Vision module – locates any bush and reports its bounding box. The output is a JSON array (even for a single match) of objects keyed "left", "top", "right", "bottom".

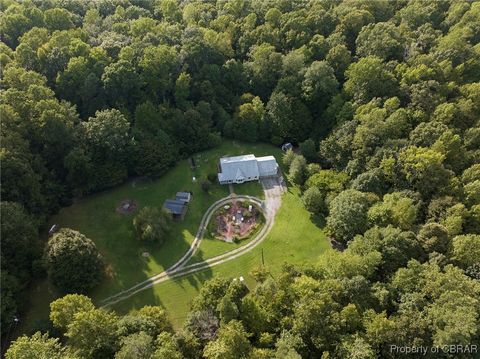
[
  {"left": 306, "top": 163, "right": 321, "bottom": 177},
  {"left": 207, "top": 173, "right": 217, "bottom": 182},
  {"left": 282, "top": 149, "right": 296, "bottom": 168},
  {"left": 133, "top": 207, "right": 172, "bottom": 244},
  {"left": 44, "top": 228, "right": 104, "bottom": 293},
  {"left": 288, "top": 155, "right": 307, "bottom": 186},
  {"left": 270, "top": 135, "right": 283, "bottom": 146},
  {"left": 299, "top": 139, "right": 317, "bottom": 162},
  {"left": 302, "top": 187, "right": 325, "bottom": 214},
  {"left": 202, "top": 180, "right": 211, "bottom": 192}
]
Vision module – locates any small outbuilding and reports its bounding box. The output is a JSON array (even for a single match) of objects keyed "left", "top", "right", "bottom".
[
  {"left": 281, "top": 143, "right": 293, "bottom": 152},
  {"left": 176, "top": 191, "right": 192, "bottom": 203},
  {"left": 163, "top": 199, "right": 188, "bottom": 220}
]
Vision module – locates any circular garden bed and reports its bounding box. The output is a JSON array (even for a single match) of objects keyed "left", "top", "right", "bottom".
[{"left": 207, "top": 200, "right": 265, "bottom": 243}]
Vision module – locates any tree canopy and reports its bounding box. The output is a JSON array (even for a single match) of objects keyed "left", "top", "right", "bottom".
[
  {"left": 2, "top": 0, "right": 480, "bottom": 356},
  {"left": 133, "top": 206, "right": 173, "bottom": 244},
  {"left": 44, "top": 228, "right": 104, "bottom": 293}
]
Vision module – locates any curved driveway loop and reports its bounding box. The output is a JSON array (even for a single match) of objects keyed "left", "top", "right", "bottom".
[{"left": 101, "top": 177, "right": 286, "bottom": 307}]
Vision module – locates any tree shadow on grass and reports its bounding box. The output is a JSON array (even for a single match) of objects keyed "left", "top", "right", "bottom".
[
  {"left": 310, "top": 213, "right": 326, "bottom": 229},
  {"left": 278, "top": 171, "right": 294, "bottom": 194},
  {"left": 175, "top": 249, "right": 213, "bottom": 292},
  {"left": 111, "top": 285, "right": 165, "bottom": 316}
]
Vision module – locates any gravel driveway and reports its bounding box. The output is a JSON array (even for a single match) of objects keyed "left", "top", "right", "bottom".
[{"left": 261, "top": 176, "right": 287, "bottom": 219}]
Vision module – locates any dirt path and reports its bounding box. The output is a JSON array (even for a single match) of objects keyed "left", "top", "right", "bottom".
[{"left": 100, "top": 177, "right": 285, "bottom": 307}]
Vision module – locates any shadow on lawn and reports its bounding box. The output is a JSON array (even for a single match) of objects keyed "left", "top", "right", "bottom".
[
  {"left": 121, "top": 286, "right": 166, "bottom": 314},
  {"left": 177, "top": 249, "right": 213, "bottom": 291},
  {"left": 310, "top": 213, "right": 326, "bottom": 228},
  {"left": 113, "top": 246, "right": 214, "bottom": 324}
]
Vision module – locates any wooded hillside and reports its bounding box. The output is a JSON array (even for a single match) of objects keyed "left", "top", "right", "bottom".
[{"left": 1, "top": 0, "right": 479, "bottom": 357}]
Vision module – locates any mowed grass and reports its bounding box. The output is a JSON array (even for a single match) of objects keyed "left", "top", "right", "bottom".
[
  {"left": 18, "top": 140, "right": 283, "bottom": 335},
  {"left": 233, "top": 181, "right": 264, "bottom": 199},
  {"left": 111, "top": 187, "right": 330, "bottom": 328}
]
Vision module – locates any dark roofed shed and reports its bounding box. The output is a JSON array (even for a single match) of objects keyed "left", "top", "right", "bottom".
[
  {"left": 163, "top": 199, "right": 187, "bottom": 220},
  {"left": 175, "top": 191, "right": 192, "bottom": 203}
]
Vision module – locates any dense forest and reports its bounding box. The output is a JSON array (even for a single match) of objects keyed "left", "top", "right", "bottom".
[{"left": 1, "top": 0, "right": 479, "bottom": 357}]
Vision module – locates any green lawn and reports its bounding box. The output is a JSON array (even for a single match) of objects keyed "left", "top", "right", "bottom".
[
  {"left": 18, "top": 140, "right": 284, "bottom": 335},
  {"left": 232, "top": 181, "right": 264, "bottom": 199},
  {"left": 111, "top": 188, "right": 331, "bottom": 329}
]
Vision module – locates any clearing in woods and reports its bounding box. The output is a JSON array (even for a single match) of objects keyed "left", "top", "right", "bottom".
[{"left": 18, "top": 140, "right": 329, "bottom": 334}]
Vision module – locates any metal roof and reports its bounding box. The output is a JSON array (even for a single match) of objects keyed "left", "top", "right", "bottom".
[
  {"left": 256, "top": 156, "right": 278, "bottom": 176},
  {"left": 256, "top": 155, "right": 276, "bottom": 162},
  {"left": 175, "top": 192, "right": 191, "bottom": 202},
  {"left": 163, "top": 199, "right": 186, "bottom": 215},
  {"left": 219, "top": 154, "right": 256, "bottom": 164},
  {"left": 217, "top": 154, "right": 279, "bottom": 183},
  {"left": 218, "top": 154, "right": 259, "bottom": 182}
]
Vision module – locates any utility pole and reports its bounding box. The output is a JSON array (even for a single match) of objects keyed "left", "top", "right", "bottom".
[{"left": 261, "top": 248, "right": 264, "bottom": 266}]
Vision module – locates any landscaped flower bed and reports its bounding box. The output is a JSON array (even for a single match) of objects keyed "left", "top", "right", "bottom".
[{"left": 207, "top": 200, "right": 265, "bottom": 243}]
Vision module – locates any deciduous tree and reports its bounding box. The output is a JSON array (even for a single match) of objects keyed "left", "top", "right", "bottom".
[
  {"left": 326, "top": 189, "right": 375, "bottom": 243},
  {"left": 203, "top": 320, "right": 251, "bottom": 359},
  {"left": 345, "top": 56, "right": 397, "bottom": 104},
  {"left": 6, "top": 332, "right": 65, "bottom": 359},
  {"left": 288, "top": 155, "right": 307, "bottom": 186},
  {"left": 50, "top": 294, "right": 95, "bottom": 331},
  {"left": 133, "top": 207, "right": 173, "bottom": 244},
  {"left": 451, "top": 234, "right": 480, "bottom": 269},
  {"left": 66, "top": 308, "right": 119, "bottom": 358},
  {"left": 302, "top": 187, "right": 325, "bottom": 215},
  {"left": 44, "top": 228, "right": 104, "bottom": 293}
]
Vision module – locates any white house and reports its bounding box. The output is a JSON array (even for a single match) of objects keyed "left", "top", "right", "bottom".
[{"left": 217, "top": 154, "right": 279, "bottom": 184}]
